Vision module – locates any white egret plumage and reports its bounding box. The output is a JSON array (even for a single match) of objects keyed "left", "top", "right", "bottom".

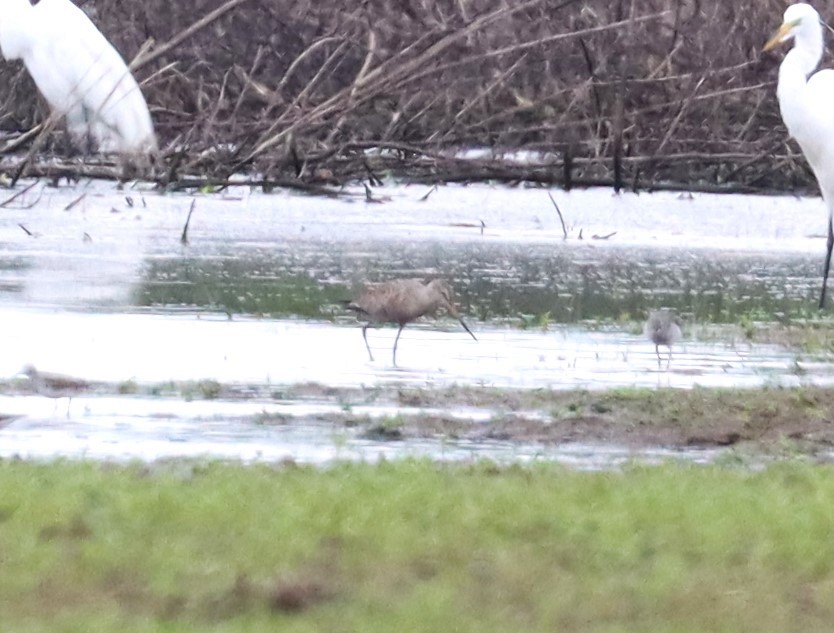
[
  {"left": 0, "top": 0, "right": 156, "bottom": 157},
  {"left": 764, "top": 3, "right": 834, "bottom": 308}
]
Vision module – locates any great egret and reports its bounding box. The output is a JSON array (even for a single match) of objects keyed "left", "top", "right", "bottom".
[
  {"left": 764, "top": 3, "right": 834, "bottom": 309},
  {"left": 0, "top": 0, "right": 156, "bottom": 157}
]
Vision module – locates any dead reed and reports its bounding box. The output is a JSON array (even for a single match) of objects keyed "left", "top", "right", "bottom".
[{"left": 0, "top": 0, "right": 826, "bottom": 193}]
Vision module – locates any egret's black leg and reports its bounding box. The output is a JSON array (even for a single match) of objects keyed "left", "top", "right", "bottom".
[
  {"left": 392, "top": 324, "right": 405, "bottom": 367},
  {"left": 362, "top": 324, "right": 374, "bottom": 361},
  {"left": 821, "top": 214, "right": 834, "bottom": 309}
]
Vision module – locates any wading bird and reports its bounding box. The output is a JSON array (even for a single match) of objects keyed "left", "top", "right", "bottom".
[
  {"left": 644, "top": 309, "right": 682, "bottom": 367},
  {"left": 0, "top": 0, "right": 157, "bottom": 157},
  {"left": 764, "top": 3, "right": 834, "bottom": 308},
  {"left": 19, "top": 364, "right": 91, "bottom": 418},
  {"left": 345, "top": 278, "right": 477, "bottom": 367}
]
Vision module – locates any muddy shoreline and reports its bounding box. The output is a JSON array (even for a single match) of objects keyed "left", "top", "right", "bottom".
[
  {"left": 262, "top": 382, "right": 834, "bottom": 454},
  {"left": 4, "top": 377, "right": 834, "bottom": 457}
]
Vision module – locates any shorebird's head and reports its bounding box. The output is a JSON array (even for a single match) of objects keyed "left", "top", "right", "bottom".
[
  {"left": 426, "top": 279, "right": 477, "bottom": 342},
  {"left": 19, "top": 365, "right": 38, "bottom": 379},
  {"left": 427, "top": 279, "right": 459, "bottom": 316}
]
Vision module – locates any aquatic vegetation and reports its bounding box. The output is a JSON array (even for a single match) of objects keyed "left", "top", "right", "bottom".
[
  {"left": 128, "top": 242, "right": 826, "bottom": 326},
  {"left": 517, "top": 311, "right": 551, "bottom": 332},
  {"left": 117, "top": 379, "right": 138, "bottom": 395},
  {"left": 180, "top": 379, "right": 223, "bottom": 401},
  {"left": 198, "top": 380, "right": 222, "bottom": 400},
  {"left": 135, "top": 263, "right": 348, "bottom": 319},
  {"left": 253, "top": 411, "right": 292, "bottom": 426},
  {"left": 361, "top": 415, "right": 406, "bottom": 441},
  {"left": 738, "top": 313, "right": 757, "bottom": 339}
]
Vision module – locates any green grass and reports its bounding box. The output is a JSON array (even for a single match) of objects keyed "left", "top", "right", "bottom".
[{"left": 3, "top": 460, "right": 834, "bottom": 631}]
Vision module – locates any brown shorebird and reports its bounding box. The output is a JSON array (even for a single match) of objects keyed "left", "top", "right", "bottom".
[
  {"left": 345, "top": 278, "right": 477, "bottom": 366},
  {"left": 644, "top": 309, "right": 682, "bottom": 367},
  {"left": 19, "top": 365, "right": 91, "bottom": 418}
]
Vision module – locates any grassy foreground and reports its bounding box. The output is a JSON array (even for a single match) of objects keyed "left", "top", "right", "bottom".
[{"left": 2, "top": 460, "right": 834, "bottom": 632}]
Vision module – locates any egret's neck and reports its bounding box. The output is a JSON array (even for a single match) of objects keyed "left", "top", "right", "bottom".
[
  {"left": 776, "top": 39, "right": 823, "bottom": 141},
  {"left": 778, "top": 49, "right": 815, "bottom": 93},
  {"left": 793, "top": 19, "right": 824, "bottom": 76},
  {"left": 0, "top": 0, "right": 36, "bottom": 60}
]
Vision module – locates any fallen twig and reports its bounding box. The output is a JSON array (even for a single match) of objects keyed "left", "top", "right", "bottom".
[
  {"left": 0, "top": 179, "right": 39, "bottom": 208},
  {"left": 418, "top": 184, "right": 438, "bottom": 201},
  {"left": 64, "top": 192, "right": 86, "bottom": 212}
]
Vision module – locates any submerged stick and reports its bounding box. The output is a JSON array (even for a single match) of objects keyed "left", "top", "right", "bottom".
[
  {"left": 64, "top": 192, "right": 86, "bottom": 212},
  {"left": 0, "top": 179, "right": 39, "bottom": 208},
  {"left": 548, "top": 192, "right": 568, "bottom": 240},
  {"left": 181, "top": 199, "right": 196, "bottom": 245}
]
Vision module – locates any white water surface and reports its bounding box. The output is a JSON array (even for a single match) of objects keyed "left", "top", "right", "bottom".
[{"left": 0, "top": 181, "right": 829, "bottom": 466}]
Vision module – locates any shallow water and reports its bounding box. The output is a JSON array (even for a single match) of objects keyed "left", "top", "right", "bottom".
[
  {"left": 0, "top": 309, "right": 822, "bottom": 390},
  {"left": 0, "top": 181, "right": 831, "bottom": 466},
  {"left": 0, "top": 398, "right": 722, "bottom": 470},
  {"left": 0, "top": 180, "right": 828, "bottom": 319}
]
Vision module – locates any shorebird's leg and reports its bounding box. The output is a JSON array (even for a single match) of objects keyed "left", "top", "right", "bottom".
[
  {"left": 655, "top": 344, "right": 662, "bottom": 366},
  {"left": 362, "top": 324, "right": 374, "bottom": 361},
  {"left": 392, "top": 324, "right": 406, "bottom": 367}
]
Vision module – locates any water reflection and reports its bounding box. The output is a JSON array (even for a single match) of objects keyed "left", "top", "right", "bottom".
[
  {"left": 135, "top": 243, "right": 822, "bottom": 324},
  {"left": 0, "top": 182, "right": 826, "bottom": 325}
]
